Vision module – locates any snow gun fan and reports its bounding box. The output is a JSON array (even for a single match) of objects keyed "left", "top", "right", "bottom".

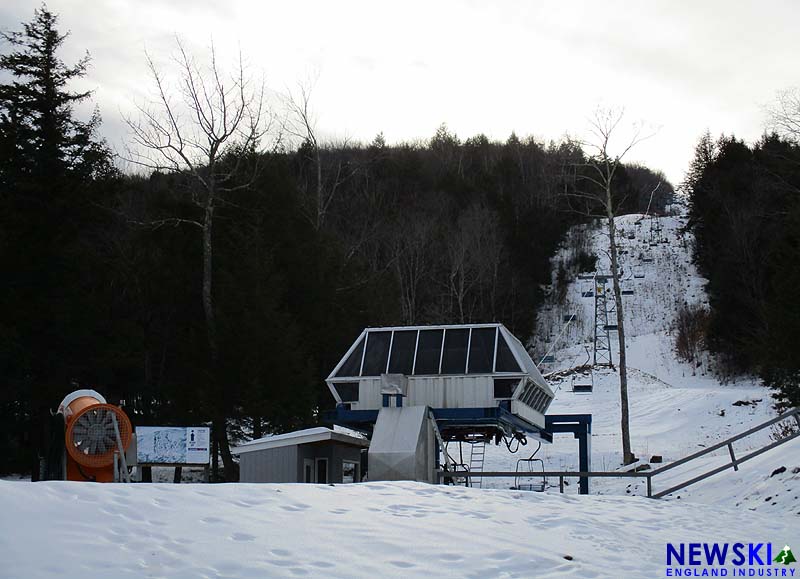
[{"left": 58, "top": 390, "right": 133, "bottom": 482}]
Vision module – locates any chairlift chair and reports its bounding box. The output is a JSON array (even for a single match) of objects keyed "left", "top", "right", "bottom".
[
  {"left": 580, "top": 279, "right": 594, "bottom": 298},
  {"left": 571, "top": 369, "right": 594, "bottom": 393},
  {"left": 621, "top": 280, "right": 635, "bottom": 296},
  {"left": 512, "top": 441, "right": 547, "bottom": 492}
]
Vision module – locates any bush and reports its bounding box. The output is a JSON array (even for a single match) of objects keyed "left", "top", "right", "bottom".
[{"left": 674, "top": 303, "right": 710, "bottom": 363}]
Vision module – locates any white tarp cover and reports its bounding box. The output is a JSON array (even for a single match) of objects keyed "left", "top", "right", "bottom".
[{"left": 368, "top": 406, "right": 435, "bottom": 482}]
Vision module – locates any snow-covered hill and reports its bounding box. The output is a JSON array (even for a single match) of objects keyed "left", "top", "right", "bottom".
[{"left": 474, "top": 208, "right": 799, "bottom": 517}]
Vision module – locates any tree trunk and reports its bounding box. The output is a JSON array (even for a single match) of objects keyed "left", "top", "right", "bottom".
[
  {"left": 316, "top": 146, "right": 323, "bottom": 230},
  {"left": 213, "top": 416, "right": 237, "bottom": 481},
  {"left": 202, "top": 195, "right": 236, "bottom": 479},
  {"left": 202, "top": 198, "right": 218, "bottom": 361},
  {"left": 606, "top": 206, "right": 634, "bottom": 465}
]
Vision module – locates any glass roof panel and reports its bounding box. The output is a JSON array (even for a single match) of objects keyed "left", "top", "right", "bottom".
[
  {"left": 413, "top": 329, "right": 444, "bottom": 374},
  {"left": 334, "top": 336, "right": 365, "bottom": 377},
  {"left": 388, "top": 330, "right": 417, "bottom": 374},
  {"left": 441, "top": 328, "right": 469, "bottom": 374},
  {"left": 361, "top": 331, "right": 392, "bottom": 376},
  {"left": 468, "top": 327, "right": 496, "bottom": 373},
  {"left": 495, "top": 334, "right": 522, "bottom": 372}
]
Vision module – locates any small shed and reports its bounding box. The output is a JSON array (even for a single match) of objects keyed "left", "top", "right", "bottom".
[{"left": 233, "top": 427, "right": 369, "bottom": 484}]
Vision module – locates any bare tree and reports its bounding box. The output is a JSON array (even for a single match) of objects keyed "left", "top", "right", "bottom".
[
  {"left": 568, "top": 107, "right": 656, "bottom": 466},
  {"left": 284, "top": 81, "right": 355, "bottom": 230},
  {"left": 766, "top": 87, "right": 800, "bottom": 142},
  {"left": 124, "top": 39, "right": 272, "bottom": 480}
]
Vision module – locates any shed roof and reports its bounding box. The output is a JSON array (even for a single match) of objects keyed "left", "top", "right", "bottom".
[{"left": 232, "top": 427, "right": 369, "bottom": 455}]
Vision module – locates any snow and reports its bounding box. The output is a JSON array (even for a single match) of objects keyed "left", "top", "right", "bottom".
[
  {"left": 236, "top": 427, "right": 333, "bottom": 448},
  {"left": 3, "top": 207, "right": 797, "bottom": 578},
  {"left": 0, "top": 479, "right": 794, "bottom": 579}
]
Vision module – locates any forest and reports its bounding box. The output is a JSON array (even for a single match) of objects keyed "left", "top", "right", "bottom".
[
  {"left": 684, "top": 130, "right": 800, "bottom": 409},
  {"left": 11, "top": 6, "right": 800, "bottom": 480}
]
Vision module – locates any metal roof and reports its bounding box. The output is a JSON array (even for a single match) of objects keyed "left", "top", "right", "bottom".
[{"left": 232, "top": 427, "right": 369, "bottom": 455}]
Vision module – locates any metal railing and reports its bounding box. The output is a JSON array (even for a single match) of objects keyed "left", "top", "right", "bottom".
[{"left": 437, "top": 407, "right": 800, "bottom": 499}]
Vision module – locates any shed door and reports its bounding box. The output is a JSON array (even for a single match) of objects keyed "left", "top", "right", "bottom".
[
  {"left": 303, "top": 459, "right": 314, "bottom": 483},
  {"left": 315, "top": 458, "right": 328, "bottom": 484}
]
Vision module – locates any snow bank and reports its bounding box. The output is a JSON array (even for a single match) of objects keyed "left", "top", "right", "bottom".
[{"left": 0, "top": 479, "right": 794, "bottom": 578}]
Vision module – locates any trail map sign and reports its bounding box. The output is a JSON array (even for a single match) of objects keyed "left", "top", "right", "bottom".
[{"left": 136, "top": 426, "right": 210, "bottom": 465}]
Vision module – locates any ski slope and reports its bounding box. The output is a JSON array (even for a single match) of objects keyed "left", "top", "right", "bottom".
[{"left": 473, "top": 208, "right": 799, "bottom": 515}]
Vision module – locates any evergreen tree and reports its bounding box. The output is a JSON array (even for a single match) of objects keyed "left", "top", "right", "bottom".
[
  {"left": 0, "top": 5, "right": 114, "bottom": 477},
  {"left": 0, "top": 5, "right": 110, "bottom": 184}
]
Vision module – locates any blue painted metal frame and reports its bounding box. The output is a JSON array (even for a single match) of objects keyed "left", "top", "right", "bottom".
[
  {"left": 322, "top": 406, "right": 593, "bottom": 494},
  {"left": 323, "top": 404, "right": 552, "bottom": 442},
  {"left": 545, "top": 414, "right": 592, "bottom": 494}
]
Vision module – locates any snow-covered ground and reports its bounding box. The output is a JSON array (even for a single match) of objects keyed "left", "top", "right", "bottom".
[
  {"left": 1, "top": 479, "right": 796, "bottom": 579},
  {"left": 2, "top": 208, "right": 797, "bottom": 579}
]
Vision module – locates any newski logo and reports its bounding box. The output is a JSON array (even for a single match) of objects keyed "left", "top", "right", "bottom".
[{"left": 666, "top": 543, "right": 797, "bottom": 577}]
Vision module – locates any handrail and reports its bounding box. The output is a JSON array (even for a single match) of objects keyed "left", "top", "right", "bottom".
[
  {"left": 436, "top": 407, "right": 800, "bottom": 499},
  {"left": 649, "top": 407, "right": 800, "bottom": 476}
]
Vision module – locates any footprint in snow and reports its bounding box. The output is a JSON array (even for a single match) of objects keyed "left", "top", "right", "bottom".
[
  {"left": 280, "top": 503, "right": 311, "bottom": 512},
  {"left": 231, "top": 532, "right": 256, "bottom": 542}
]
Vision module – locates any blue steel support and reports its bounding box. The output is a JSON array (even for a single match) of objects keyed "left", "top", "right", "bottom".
[
  {"left": 322, "top": 406, "right": 592, "bottom": 493},
  {"left": 545, "top": 414, "right": 592, "bottom": 494},
  {"left": 323, "top": 405, "right": 549, "bottom": 440}
]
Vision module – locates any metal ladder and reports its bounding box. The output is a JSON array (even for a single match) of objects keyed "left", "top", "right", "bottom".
[{"left": 469, "top": 442, "right": 486, "bottom": 488}]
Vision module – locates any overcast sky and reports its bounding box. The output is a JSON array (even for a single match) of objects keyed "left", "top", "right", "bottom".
[{"left": 2, "top": 0, "right": 799, "bottom": 185}]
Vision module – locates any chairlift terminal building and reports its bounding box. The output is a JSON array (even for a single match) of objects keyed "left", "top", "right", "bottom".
[{"left": 326, "top": 323, "right": 555, "bottom": 438}]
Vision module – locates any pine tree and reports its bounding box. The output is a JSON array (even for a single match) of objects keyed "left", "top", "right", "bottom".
[
  {"left": 0, "top": 4, "right": 110, "bottom": 186},
  {"left": 0, "top": 4, "right": 113, "bottom": 478}
]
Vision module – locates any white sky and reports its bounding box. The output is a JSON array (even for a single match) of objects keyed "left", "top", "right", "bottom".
[{"left": 2, "top": 0, "right": 799, "bottom": 185}]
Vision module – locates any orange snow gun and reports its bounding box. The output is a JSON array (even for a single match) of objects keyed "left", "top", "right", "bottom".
[{"left": 58, "top": 390, "right": 133, "bottom": 482}]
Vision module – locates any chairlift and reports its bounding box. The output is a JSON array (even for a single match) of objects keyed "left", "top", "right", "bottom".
[
  {"left": 571, "top": 346, "right": 594, "bottom": 393},
  {"left": 621, "top": 280, "right": 635, "bottom": 296},
  {"left": 633, "top": 266, "right": 645, "bottom": 279},
  {"left": 571, "top": 370, "right": 594, "bottom": 393},
  {"left": 580, "top": 279, "right": 594, "bottom": 298},
  {"left": 512, "top": 441, "right": 547, "bottom": 492},
  {"left": 540, "top": 354, "right": 556, "bottom": 365},
  {"left": 562, "top": 314, "right": 576, "bottom": 323}
]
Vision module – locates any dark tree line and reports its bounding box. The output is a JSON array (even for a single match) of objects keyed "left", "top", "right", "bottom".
[
  {"left": 0, "top": 6, "right": 671, "bottom": 477},
  {"left": 685, "top": 131, "right": 800, "bottom": 407}
]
